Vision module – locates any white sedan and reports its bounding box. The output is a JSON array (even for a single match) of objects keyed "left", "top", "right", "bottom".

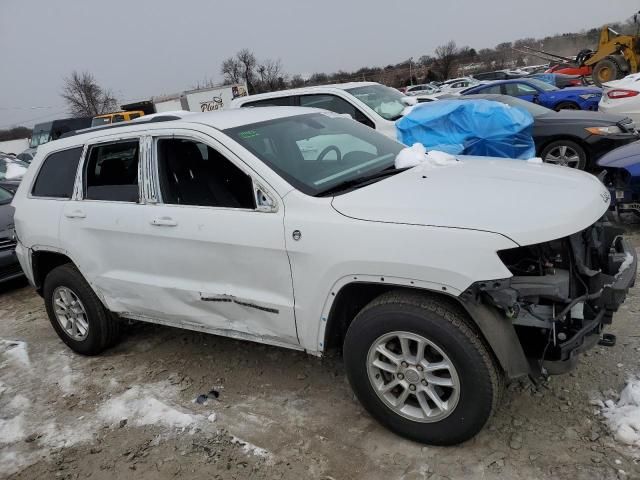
[{"left": 599, "top": 73, "right": 640, "bottom": 123}]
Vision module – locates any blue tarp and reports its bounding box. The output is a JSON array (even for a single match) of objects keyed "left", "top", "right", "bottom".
[{"left": 396, "top": 100, "right": 536, "bottom": 159}]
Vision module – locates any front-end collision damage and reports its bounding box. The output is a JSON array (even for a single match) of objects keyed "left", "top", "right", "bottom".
[{"left": 461, "top": 219, "right": 637, "bottom": 377}]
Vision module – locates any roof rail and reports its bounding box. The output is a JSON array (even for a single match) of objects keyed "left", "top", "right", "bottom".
[{"left": 59, "top": 115, "right": 183, "bottom": 139}]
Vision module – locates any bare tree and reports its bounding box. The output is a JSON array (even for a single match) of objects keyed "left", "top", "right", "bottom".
[
  {"left": 236, "top": 48, "right": 257, "bottom": 93},
  {"left": 434, "top": 40, "right": 459, "bottom": 80},
  {"left": 61, "top": 71, "right": 117, "bottom": 117},
  {"left": 256, "top": 58, "right": 285, "bottom": 92},
  {"left": 289, "top": 74, "right": 306, "bottom": 88},
  {"left": 220, "top": 57, "right": 242, "bottom": 84}
]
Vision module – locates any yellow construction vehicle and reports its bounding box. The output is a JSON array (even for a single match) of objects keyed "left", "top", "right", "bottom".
[{"left": 585, "top": 23, "right": 640, "bottom": 86}]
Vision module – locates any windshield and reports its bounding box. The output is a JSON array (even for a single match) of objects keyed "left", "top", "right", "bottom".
[
  {"left": 525, "top": 78, "right": 558, "bottom": 92},
  {"left": 346, "top": 85, "right": 407, "bottom": 121},
  {"left": 0, "top": 186, "right": 12, "bottom": 204},
  {"left": 0, "top": 157, "right": 28, "bottom": 181},
  {"left": 29, "top": 122, "right": 52, "bottom": 148},
  {"left": 225, "top": 113, "right": 404, "bottom": 196}
]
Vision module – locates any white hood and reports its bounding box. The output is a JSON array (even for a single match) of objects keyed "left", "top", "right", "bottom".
[{"left": 331, "top": 158, "right": 610, "bottom": 246}]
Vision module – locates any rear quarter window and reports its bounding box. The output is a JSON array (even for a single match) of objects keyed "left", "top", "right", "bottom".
[{"left": 31, "top": 147, "right": 83, "bottom": 198}]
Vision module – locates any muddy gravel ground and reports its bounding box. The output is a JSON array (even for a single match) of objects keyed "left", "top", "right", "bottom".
[{"left": 2, "top": 230, "right": 640, "bottom": 479}]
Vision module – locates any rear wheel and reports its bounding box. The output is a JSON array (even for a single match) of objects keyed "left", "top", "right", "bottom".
[
  {"left": 343, "top": 291, "right": 502, "bottom": 445},
  {"left": 592, "top": 57, "right": 623, "bottom": 87},
  {"left": 540, "top": 140, "right": 587, "bottom": 170},
  {"left": 43, "top": 264, "right": 120, "bottom": 355},
  {"left": 554, "top": 101, "right": 580, "bottom": 111}
]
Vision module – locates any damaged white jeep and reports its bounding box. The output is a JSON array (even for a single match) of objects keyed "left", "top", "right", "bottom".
[{"left": 12, "top": 108, "right": 637, "bottom": 445}]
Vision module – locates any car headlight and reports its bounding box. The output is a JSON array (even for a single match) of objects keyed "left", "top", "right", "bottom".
[
  {"left": 579, "top": 93, "right": 600, "bottom": 100},
  {"left": 585, "top": 125, "right": 623, "bottom": 135}
]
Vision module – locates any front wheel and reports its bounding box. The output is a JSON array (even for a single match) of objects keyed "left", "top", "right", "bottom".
[
  {"left": 540, "top": 140, "right": 587, "bottom": 169},
  {"left": 343, "top": 291, "right": 502, "bottom": 445}
]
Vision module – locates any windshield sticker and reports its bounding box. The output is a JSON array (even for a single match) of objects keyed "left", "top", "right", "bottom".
[{"left": 238, "top": 130, "right": 260, "bottom": 139}]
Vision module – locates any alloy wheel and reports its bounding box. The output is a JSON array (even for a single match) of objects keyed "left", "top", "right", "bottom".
[
  {"left": 366, "top": 331, "right": 460, "bottom": 423},
  {"left": 53, "top": 286, "right": 89, "bottom": 341},
  {"left": 543, "top": 145, "right": 581, "bottom": 168}
]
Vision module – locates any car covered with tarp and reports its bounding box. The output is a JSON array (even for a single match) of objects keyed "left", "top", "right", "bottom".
[{"left": 396, "top": 99, "right": 536, "bottom": 159}]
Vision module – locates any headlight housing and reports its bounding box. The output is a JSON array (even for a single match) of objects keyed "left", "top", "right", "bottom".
[
  {"left": 579, "top": 93, "right": 600, "bottom": 100},
  {"left": 585, "top": 125, "right": 623, "bottom": 135}
]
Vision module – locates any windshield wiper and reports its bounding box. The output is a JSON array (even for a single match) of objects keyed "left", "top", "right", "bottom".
[{"left": 318, "top": 166, "right": 410, "bottom": 197}]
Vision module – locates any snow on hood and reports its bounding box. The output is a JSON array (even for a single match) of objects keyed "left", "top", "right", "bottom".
[
  {"left": 3, "top": 162, "right": 26, "bottom": 180},
  {"left": 394, "top": 143, "right": 460, "bottom": 169},
  {"left": 332, "top": 157, "right": 610, "bottom": 246}
]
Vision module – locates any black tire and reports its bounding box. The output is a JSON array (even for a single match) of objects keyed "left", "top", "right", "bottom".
[
  {"left": 592, "top": 57, "right": 623, "bottom": 87},
  {"left": 554, "top": 101, "right": 580, "bottom": 111},
  {"left": 540, "top": 139, "right": 587, "bottom": 170},
  {"left": 343, "top": 291, "right": 502, "bottom": 445},
  {"left": 43, "top": 264, "right": 120, "bottom": 355}
]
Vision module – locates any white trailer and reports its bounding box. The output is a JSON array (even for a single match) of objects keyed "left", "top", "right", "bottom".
[{"left": 181, "top": 84, "right": 248, "bottom": 112}]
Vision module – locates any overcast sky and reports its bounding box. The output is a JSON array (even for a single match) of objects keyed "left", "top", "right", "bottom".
[{"left": 1, "top": 0, "right": 637, "bottom": 128}]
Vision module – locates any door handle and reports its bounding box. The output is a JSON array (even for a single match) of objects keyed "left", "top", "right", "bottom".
[
  {"left": 150, "top": 216, "right": 177, "bottom": 227},
  {"left": 64, "top": 209, "right": 86, "bottom": 219}
]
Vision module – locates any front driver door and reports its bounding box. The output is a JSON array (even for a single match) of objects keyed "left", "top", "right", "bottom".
[
  {"left": 138, "top": 130, "right": 298, "bottom": 347},
  {"left": 505, "top": 82, "right": 539, "bottom": 103}
]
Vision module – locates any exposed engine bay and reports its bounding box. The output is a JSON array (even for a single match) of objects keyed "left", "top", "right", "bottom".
[{"left": 466, "top": 218, "right": 637, "bottom": 375}]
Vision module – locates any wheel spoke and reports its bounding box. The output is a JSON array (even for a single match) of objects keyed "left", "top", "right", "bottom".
[
  {"left": 559, "top": 146, "right": 567, "bottom": 157},
  {"left": 415, "top": 339, "right": 426, "bottom": 364},
  {"left": 399, "top": 336, "right": 411, "bottom": 359},
  {"left": 376, "top": 345, "right": 401, "bottom": 365},
  {"left": 425, "top": 373, "right": 454, "bottom": 387},
  {"left": 425, "top": 385, "right": 447, "bottom": 412},
  {"left": 416, "top": 391, "right": 432, "bottom": 416},
  {"left": 380, "top": 379, "right": 400, "bottom": 394},
  {"left": 424, "top": 361, "right": 448, "bottom": 372},
  {"left": 372, "top": 359, "right": 398, "bottom": 374}
]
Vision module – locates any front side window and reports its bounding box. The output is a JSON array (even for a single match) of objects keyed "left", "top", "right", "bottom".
[
  {"left": 226, "top": 113, "right": 403, "bottom": 196},
  {"left": 113, "top": 114, "right": 126, "bottom": 123},
  {"left": 0, "top": 186, "right": 12, "bottom": 204},
  {"left": 84, "top": 140, "right": 139, "bottom": 202},
  {"left": 31, "top": 147, "right": 82, "bottom": 198},
  {"left": 157, "top": 138, "right": 255, "bottom": 209},
  {"left": 345, "top": 85, "right": 407, "bottom": 121},
  {"left": 299, "top": 94, "right": 374, "bottom": 128}
]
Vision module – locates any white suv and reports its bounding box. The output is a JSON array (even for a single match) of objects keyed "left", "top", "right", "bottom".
[
  {"left": 12, "top": 108, "right": 636, "bottom": 445},
  {"left": 229, "top": 82, "right": 415, "bottom": 139}
]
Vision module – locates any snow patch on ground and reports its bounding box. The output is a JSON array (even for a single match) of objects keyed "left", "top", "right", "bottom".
[
  {"left": 394, "top": 143, "right": 459, "bottom": 169},
  {"left": 231, "top": 435, "right": 273, "bottom": 462},
  {"left": 98, "top": 383, "right": 201, "bottom": 429},
  {"left": 0, "top": 340, "right": 31, "bottom": 369},
  {"left": 601, "top": 378, "right": 640, "bottom": 447}
]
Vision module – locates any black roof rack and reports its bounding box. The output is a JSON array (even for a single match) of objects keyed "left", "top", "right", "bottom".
[{"left": 59, "top": 115, "right": 183, "bottom": 139}]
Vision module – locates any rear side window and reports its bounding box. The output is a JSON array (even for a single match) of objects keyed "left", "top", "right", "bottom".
[
  {"left": 32, "top": 147, "right": 83, "bottom": 198},
  {"left": 84, "top": 140, "right": 139, "bottom": 202},
  {"left": 242, "top": 97, "right": 293, "bottom": 107}
]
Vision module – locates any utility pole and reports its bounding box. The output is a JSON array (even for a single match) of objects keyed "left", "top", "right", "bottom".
[{"left": 409, "top": 57, "right": 414, "bottom": 85}]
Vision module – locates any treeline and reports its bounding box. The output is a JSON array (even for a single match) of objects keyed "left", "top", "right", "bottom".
[
  {"left": 0, "top": 127, "right": 32, "bottom": 142},
  {"left": 217, "top": 15, "right": 638, "bottom": 92}
]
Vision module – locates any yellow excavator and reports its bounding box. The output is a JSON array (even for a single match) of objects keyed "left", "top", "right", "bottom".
[
  {"left": 585, "top": 23, "right": 640, "bottom": 86},
  {"left": 519, "top": 12, "right": 640, "bottom": 86}
]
